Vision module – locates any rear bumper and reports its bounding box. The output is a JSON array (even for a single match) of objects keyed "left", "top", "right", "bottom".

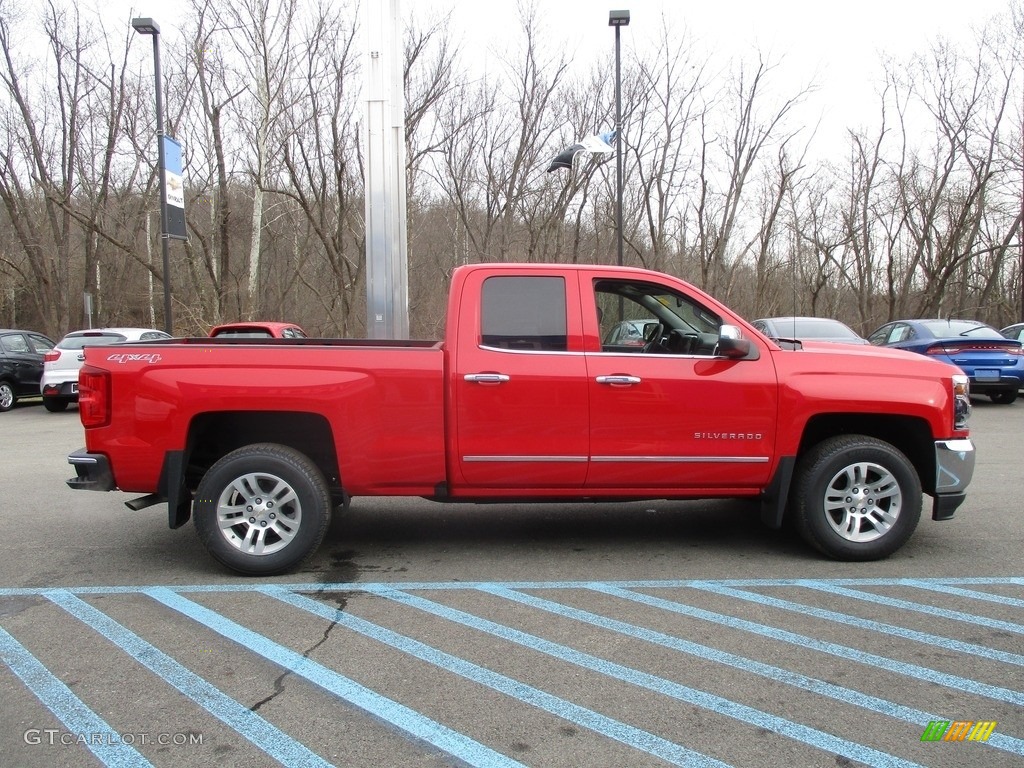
[
  {"left": 66, "top": 449, "right": 114, "bottom": 491},
  {"left": 932, "top": 438, "right": 975, "bottom": 521},
  {"left": 42, "top": 380, "right": 79, "bottom": 400}
]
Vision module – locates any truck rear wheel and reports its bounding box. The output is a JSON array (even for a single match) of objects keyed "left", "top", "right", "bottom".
[
  {"left": 791, "top": 435, "right": 921, "bottom": 561},
  {"left": 194, "top": 443, "right": 331, "bottom": 575}
]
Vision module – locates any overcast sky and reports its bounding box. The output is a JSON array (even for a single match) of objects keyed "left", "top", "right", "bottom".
[
  {"left": 435, "top": 0, "right": 1015, "bottom": 151},
  {"left": 111, "top": 0, "right": 1014, "bottom": 155}
]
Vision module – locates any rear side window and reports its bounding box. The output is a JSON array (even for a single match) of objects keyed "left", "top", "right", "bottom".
[{"left": 480, "top": 276, "right": 567, "bottom": 351}]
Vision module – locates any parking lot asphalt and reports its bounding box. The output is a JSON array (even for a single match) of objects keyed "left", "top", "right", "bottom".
[{"left": 0, "top": 398, "right": 1021, "bottom": 767}]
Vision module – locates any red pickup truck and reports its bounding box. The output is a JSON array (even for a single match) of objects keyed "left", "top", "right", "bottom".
[{"left": 67, "top": 263, "right": 975, "bottom": 575}]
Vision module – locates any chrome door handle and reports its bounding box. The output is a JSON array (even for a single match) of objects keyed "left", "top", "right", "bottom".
[
  {"left": 596, "top": 375, "right": 641, "bottom": 385},
  {"left": 464, "top": 373, "right": 510, "bottom": 383}
]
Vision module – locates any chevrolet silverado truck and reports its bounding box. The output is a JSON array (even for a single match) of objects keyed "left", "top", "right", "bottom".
[{"left": 66, "top": 263, "right": 976, "bottom": 575}]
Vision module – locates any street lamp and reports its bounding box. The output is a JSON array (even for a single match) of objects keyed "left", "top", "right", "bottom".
[
  {"left": 609, "top": 10, "right": 629, "bottom": 271},
  {"left": 132, "top": 17, "right": 173, "bottom": 334}
]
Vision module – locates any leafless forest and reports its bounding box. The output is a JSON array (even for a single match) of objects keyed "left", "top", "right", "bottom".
[{"left": 2, "top": 0, "right": 1024, "bottom": 340}]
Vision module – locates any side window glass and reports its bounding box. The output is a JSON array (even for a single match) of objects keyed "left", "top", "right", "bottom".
[
  {"left": 29, "top": 335, "right": 55, "bottom": 353},
  {"left": 888, "top": 325, "right": 908, "bottom": 343},
  {"left": 594, "top": 279, "right": 721, "bottom": 355},
  {"left": 481, "top": 276, "right": 567, "bottom": 351},
  {"left": 2, "top": 334, "right": 30, "bottom": 353}
]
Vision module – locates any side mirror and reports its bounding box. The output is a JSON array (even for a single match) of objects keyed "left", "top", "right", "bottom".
[{"left": 718, "top": 324, "right": 753, "bottom": 359}]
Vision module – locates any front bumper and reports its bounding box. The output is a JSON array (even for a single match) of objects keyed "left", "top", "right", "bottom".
[
  {"left": 67, "top": 449, "right": 115, "bottom": 491},
  {"left": 932, "top": 438, "right": 975, "bottom": 521}
]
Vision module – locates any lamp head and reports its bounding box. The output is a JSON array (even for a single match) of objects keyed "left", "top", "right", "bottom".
[
  {"left": 131, "top": 17, "right": 160, "bottom": 35},
  {"left": 608, "top": 10, "right": 630, "bottom": 27}
]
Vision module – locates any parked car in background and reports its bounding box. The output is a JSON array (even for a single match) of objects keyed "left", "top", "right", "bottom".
[
  {"left": 868, "top": 319, "right": 1024, "bottom": 404},
  {"left": 0, "top": 329, "right": 56, "bottom": 411},
  {"left": 601, "top": 318, "right": 655, "bottom": 348},
  {"left": 41, "top": 328, "right": 172, "bottom": 412},
  {"left": 752, "top": 316, "right": 869, "bottom": 345},
  {"left": 209, "top": 321, "right": 307, "bottom": 339},
  {"left": 1001, "top": 322, "right": 1024, "bottom": 343}
]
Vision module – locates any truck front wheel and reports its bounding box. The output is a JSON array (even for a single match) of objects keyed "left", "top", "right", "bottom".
[
  {"left": 194, "top": 443, "right": 331, "bottom": 575},
  {"left": 791, "top": 435, "right": 921, "bottom": 561}
]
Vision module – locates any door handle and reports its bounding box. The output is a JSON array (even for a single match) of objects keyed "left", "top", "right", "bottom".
[
  {"left": 464, "top": 373, "right": 510, "bottom": 384},
  {"left": 596, "top": 375, "right": 641, "bottom": 385}
]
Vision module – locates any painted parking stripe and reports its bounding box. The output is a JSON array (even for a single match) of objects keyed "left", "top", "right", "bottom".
[
  {"left": 44, "top": 590, "right": 332, "bottom": 768},
  {"left": 0, "top": 625, "right": 152, "bottom": 768},
  {"left": 592, "top": 585, "right": 1024, "bottom": 706},
  {"left": 370, "top": 587, "right": 927, "bottom": 768},
  {"left": 898, "top": 579, "right": 1024, "bottom": 610},
  {"left": 2, "top": 576, "right": 1023, "bottom": 597},
  {"left": 142, "top": 587, "right": 525, "bottom": 768},
  {"left": 266, "top": 587, "right": 730, "bottom": 768},
  {"left": 688, "top": 582, "right": 1024, "bottom": 667},
  {"left": 479, "top": 585, "right": 1024, "bottom": 758},
  {"left": 794, "top": 581, "right": 1024, "bottom": 634}
]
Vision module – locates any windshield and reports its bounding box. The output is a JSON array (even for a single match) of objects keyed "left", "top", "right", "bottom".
[
  {"left": 920, "top": 320, "right": 1001, "bottom": 338},
  {"left": 786, "top": 319, "right": 859, "bottom": 339},
  {"left": 59, "top": 333, "right": 128, "bottom": 349}
]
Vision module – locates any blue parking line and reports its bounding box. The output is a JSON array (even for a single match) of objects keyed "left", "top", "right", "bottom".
[
  {"left": 795, "top": 581, "right": 1024, "bottom": 634},
  {"left": 688, "top": 582, "right": 1024, "bottom": 667},
  {"left": 368, "top": 587, "right": 927, "bottom": 768},
  {"left": 44, "top": 590, "right": 333, "bottom": 768},
  {"left": 482, "top": 585, "right": 1024, "bottom": 758},
  {"left": 592, "top": 585, "right": 1024, "bottom": 706},
  {"left": 142, "top": 587, "right": 525, "bottom": 768},
  {"left": 265, "top": 587, "right": 730, "bottom": 768},
  {"left": 1, "top": 577, "right": 1023, "bottom": 597},
  {"left": 0, "top": 625, "right": 152, "bottom": 768},
  {"left": 900, "top": 580, "right": 1024, "bottom": 609}
]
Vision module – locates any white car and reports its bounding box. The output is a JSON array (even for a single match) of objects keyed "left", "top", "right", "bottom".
[{"left": 41, "top": 327, "right": 171, "bottom": 412}]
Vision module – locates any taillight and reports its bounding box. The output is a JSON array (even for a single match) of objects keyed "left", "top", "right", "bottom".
[
  {"left": 928, "top": 343, "right": 1023, "bottom": 355},
  {"left": 78, "top": 366, "right": 110, "bottom": 428},
  {"left": 44, "top": 350, "right": 60, "bottom": 363}
]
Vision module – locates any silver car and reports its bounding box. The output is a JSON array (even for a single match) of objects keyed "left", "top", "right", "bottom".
[
  {"left": 40, "top": 327, "right": 171, "bottom": 412},
  {"left": 752, "top": 316, "right": 869, "bottom": 345}
]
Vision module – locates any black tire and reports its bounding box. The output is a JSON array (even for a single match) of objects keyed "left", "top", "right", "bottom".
[
  {"left": 0, "top": 381, "right": 14, "bottom": 412},
  {"left": 193, "top": 443, "right": 331, "bottom": 575},
  {"left": 989, "top": 390, "right": 1018, "bottom": 405},
  {"left": 43, "top": 397, "right": 69, "bottom": 412},
  {"left": 790, "top": 435, "right": 921, "bottom": 561}
]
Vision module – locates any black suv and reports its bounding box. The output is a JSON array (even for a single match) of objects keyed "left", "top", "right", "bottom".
[{"left": 0, "top": 329, "right": 56, "bottom": 411}]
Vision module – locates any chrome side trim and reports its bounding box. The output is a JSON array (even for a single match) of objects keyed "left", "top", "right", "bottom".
[
  {"left": 479, "top": 345, "right": 585, "bottom": 356},
  {"left": 463, "top": 456, "right": 589, "bottom": 463},
  {"left": 591, "top": 456, "right": 770, "bottom": 464},
  {"left": 463, "top": 455, "right": 769, "bottom": 464}
]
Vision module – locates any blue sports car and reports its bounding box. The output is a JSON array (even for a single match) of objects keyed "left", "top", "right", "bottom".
[{"left": 868, "top": 319, "right": 1024, "bottom": 404}]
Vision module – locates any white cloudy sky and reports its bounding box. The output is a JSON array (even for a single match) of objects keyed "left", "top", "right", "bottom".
[{"left": 108, "top": 0, "right": 1014, "bottom": 153}]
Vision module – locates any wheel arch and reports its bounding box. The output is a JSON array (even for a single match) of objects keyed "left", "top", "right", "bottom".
[
  {"left": 799, "top": 413, "right": 935, "bottom": 493},
  {"left": 763, "top": 412, "right": 936, "bottom": 529},
  {"left": 184, "top": 410, "right": 343, "bottom": 502}
]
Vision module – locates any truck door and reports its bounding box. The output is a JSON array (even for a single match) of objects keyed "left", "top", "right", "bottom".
[
  {"left": 453, "top": 272, "right": 590, "bottom": 489},
  {"left": 585, "top": 276, "right": 778, "bottom": 491}
]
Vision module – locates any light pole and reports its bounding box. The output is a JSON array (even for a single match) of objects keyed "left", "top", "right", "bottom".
[
  {"left": 609, "top": 10, "right": 629, "bottom": 271},
  {"left": 132, "top": 17, "right": 173, "bottom": 334}
]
